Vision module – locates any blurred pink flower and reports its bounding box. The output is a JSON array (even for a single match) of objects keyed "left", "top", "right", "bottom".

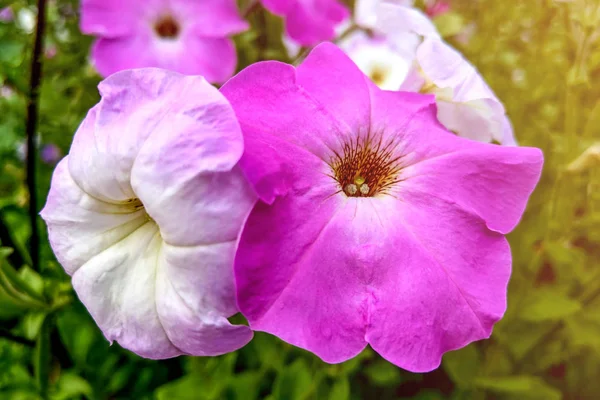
[
  {"left": 45, "top": 44, "right": 57, "bottom": 59},
  {"left": 425, "top": 1, "right": 450, "bottom": 18},
  {"left": 0, "top": 7, "right": 13, "bottom": 22},
  {"left": 41, "top": 144, "right": 62, "bottom": 165},
  {"left": 41, "top": 69, "right": 257, "bottom": 358},
  {"left": 261, "top": 0, "right": 349, "bottom": 46},
  {"left": 80, "top": 0, "right": 248, "bottom": 83},
  {"left": 222, "top": 43, "right": 543, "bottom": 372}
]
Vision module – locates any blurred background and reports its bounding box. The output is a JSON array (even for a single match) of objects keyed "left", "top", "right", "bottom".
[{"left": 0, "top": 0, "right": 599, "bottom": 398}]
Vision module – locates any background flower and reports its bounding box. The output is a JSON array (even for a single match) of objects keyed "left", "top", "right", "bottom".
[
  {"left": 0, "top": 7, "right": 13, "bottom": 22},
  {"left": 41, "top": 69, "right": 256, "bottom": 358},
  {"left": 222, "top": 43, "right": 543, "bottom": 372},
  {"left": 343, "top": 0, "right": 516, "bottom": 144},
  {"left": 80, "top": 0, "right": 248, "bottom": 82},
  {"left": 261, "top": 0, "right": 349, "bottom": 46}
]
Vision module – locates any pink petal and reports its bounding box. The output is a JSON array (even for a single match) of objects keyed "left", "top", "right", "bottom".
[
  {"left": 179, "top": 0, "right": 248, "bottom": 37},
  {"left": 262, "top": 0, "right": 349, "bottom": 46},
  {"left": 401, "top": 146, "right": 543, "bottom": 234},
  {"left": 91, "top": 35, "right": 238, "bottom": 82},
  {"left": 154, "top": 242, "right": 254, "bottom": 356},
  {"left": 91, "top": 35, "right": 158, "bottom": 78},
  {"left": 81, "top": 0, "right": 247, "bottom": 38},
  {"left": 172, "top": 37, "right": 238, "bottom": 83},
  {"left": 80, "top": 0, "right": 161, "bottom": 37},
  {"left": 220, "top": 59, "right": 353, "bottom": 203},
  {"left": 365, "top": 191, "right": 511, "bottom": 372},
  {"left": 368, "top": 87, "right": 543, "bottom": 233},
  {"left": 235, "top": 174, "right": 368, "bottom": 363},
  {"left": 296, "top": 42, "right": 371, "bottom": 135},
  {"left": 366, "top": 84, "right": 466, "bottom": 162}
]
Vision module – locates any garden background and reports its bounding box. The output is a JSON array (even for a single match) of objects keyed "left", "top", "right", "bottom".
[{"left": 1, "top": 0, "right": 599, "bottom": 398}]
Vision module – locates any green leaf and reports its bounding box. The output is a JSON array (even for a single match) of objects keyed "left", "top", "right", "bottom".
[
  {"left": 474, "top": 376, "right": 562, "bottom": 400},
  {"left": 565, "top": 314, "right": 600, "bottom": 352},
  {"left": 519, "top": 289, "right": 581, "bottom": 322},
  {"left": 155, "top": 376, "right": 210, "bottom": 400},
  {"left": 228, "top": 371, "right": 263, "bottom": 400},
  {"left": 0, "top": 251, "right": 48, "bottom": 320},
  {"left": 49, "top": 372, "right": 93, "bottom": 400},
  {"left": 364, "top": 359, "right": 402, "bottom": 387},
  {"left": 495, "top": 321, "right": 555, "bottom": 360},
  {"left": 443, "top": 344, "right": 481, "bottom": 387},
  {"left": 328, "top": 377, "right": 350, "bottom": 400},
  {"left": 55, "top": 305, "right": 99, "bottom": 367},
  {"left": 0, "top": 38, "right": 24, "bottom": 65},
  {"left": 272, "top": 359, "right": 313, "bottom": 400}
]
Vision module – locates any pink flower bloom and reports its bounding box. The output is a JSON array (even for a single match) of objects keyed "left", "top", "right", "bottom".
[
  {"left": 261, "top": 0, "right": 349, "bottom": 46},
  {"left": 0, "top": 7, "right": 13, "bottom": 22},
  {"left": 425, "top": 1, "right": 450, "bottom": 18},
  {"left": 45, "top": 44, "right": 57, "bottom": 59},
  {"left": 41, "top": 144, "right": 62, "bottom": 165},
  {"left": 80, "top": 0, "right": 248, "bottom": 83},
  {"left": 221, "top": 43, "right": 543, "bottom": 372},
  {"left": 41, "top": 69, "right": 256, "bottom": 358}
]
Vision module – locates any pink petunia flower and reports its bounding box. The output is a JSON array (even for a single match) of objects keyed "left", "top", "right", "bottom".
[
  {"left": 261, "top": 0, "right": 349, "bottom": 46},
  {"left": 221, "top": 43, "right": 543, "bottom": 372},
  {"left": 425, "top": 1, "right": 450, "bottom": 18},
  {"left": 41, "top": 69, "right": 257, "bottom": 358},
  {"left": 80, "top": 0, "right": 248, "bottom": 83}
]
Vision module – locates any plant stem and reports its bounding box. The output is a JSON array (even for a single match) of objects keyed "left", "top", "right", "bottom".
[
  {"left": 25, "top": 0, "right": 48, "bottom": 272},
  {"left": 35, "top": 315, "right": 52, "bottom": 400}
]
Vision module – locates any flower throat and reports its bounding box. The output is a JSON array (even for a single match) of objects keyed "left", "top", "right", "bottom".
[{"left": 330, "top": 134, "right": 404, "bottom": 198}]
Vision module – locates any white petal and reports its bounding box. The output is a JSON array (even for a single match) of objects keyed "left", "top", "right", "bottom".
[{"left": 41, "top": 158, "right": 147, "bottom": 275}]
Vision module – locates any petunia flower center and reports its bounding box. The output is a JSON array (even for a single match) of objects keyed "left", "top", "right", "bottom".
[
  {"left": 127, "top": 197, "right": 144, "bottom": 210},
  {"left": 330, "top": 134, "right": 404, "bottom": 198},
  {"left": 369, "top": 67, "right": 388, "bottom": 87},
  {"left": 126, "top": 197, "right": 154, "bottom": 222},
  {"left": 154, "top": 15, "right": 180, "bottom": 39}
]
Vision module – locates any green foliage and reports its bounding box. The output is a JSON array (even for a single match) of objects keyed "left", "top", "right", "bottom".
[{"left": 1, "top": 0, "right": 599, "bottom": 398}]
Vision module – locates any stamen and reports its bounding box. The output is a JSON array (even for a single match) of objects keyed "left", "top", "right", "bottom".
[
  {"left": 330, "top": 133, "right": 404, "bottom": 198},
  {"left": 345, "top": 184, "right": 358, "bottom": 195},
  {"left": 126, "top": 197, "right": 145, "bottom": 211}
]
